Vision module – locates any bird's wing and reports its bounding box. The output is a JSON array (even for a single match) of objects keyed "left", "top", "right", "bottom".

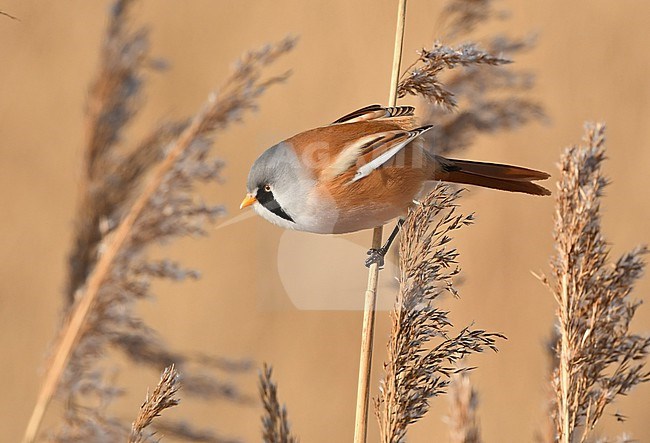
[
  {"left": 331, "top": 104, "right": 415, "bottom": 124},
  {"left": 350, "top": 125, "right": 433, "bottom": 183},
  {"left": 321, "top": 125, "right": 433, "bottom": 181}
]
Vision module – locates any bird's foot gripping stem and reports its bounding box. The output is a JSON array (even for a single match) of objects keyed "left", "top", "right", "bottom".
[
  {"left": 365, "top": 248, "right": 387, "bottom": 268},
  {"left": 363, "top": 218, "right": 405, "bottom": 269}
]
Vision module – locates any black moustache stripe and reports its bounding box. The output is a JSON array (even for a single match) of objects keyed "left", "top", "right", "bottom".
[
  {"left": 256, "top": 189, "right": 295, "bottom": 223},
  {"left": 265, "top": 201, "right": 295, "bottom": 223}
]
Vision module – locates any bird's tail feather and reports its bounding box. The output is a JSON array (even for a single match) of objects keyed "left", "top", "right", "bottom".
[{"left": 433, "top": 156, "right": 551, "bottom": 196}]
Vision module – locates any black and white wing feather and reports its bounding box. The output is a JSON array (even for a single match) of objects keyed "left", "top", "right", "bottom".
[
  {"left": 321, "top": 124, "right": 434, "bottom": 182},
  {"left": 331, "top": 104, "right": 415, "bottom": 124}
]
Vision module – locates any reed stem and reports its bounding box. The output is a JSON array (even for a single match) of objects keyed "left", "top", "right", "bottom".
[
  {"left": 353, "top": 1, "right": 407, "bottom": 442},
  {"left": 22, "top": 99, "right": 215, "bottom": 443}
]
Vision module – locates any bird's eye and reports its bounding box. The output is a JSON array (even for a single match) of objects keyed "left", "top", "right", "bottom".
[{"left": 264, "top": 184, "right": 271, "bottom": 192}]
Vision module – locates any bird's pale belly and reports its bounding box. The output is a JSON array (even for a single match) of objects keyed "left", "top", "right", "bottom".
[
  {"left": 294, "top": 177, "right": 426, "bottom": 234},
  {"left": 293, "top": 202, "right": 409, "bottom": 234},
  {"left": 330, "top": 202, "right": 409, "bottom": 234}
]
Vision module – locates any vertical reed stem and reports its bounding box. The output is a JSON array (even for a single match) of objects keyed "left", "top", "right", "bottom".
[
  {"left": 559, "top": 272, "right": 572, "bottom": 443},
  {"left": 353, "top": 1, "right": 407, "bottom": 442},
  {"left": 388, "top": 0, "right": 407, "bottom": 107}
]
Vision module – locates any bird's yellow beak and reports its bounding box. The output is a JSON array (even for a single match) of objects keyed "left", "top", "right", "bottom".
[{"left": 239, "top": 193, "right": 257, "bottom": 209}]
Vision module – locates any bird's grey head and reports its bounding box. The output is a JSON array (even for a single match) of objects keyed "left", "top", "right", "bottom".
[{"left": 246, "top": 142, "right": 311, "bottom": 226}]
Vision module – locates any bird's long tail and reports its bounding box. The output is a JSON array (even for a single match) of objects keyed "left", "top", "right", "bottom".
[{"left": 432, "top": 155, "right": 551, "bottom": 196}]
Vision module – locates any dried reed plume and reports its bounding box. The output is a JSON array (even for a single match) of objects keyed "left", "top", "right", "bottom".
[
  {"left": 129, "top": 365, "right": 181, "bottom": 443},
  {"left": 68, "top": 0, "right": 173, "bottom": 306},
  {"left": 23, "top": 1, "right": 295, "bottom": 441},
  {"left": 447, "top": 372, "right": 482, "bottom": 443},
  {"left": 374, "top": 186, "right": 503, "bottom": 443},
  {"left": 399, "top": 0, "right": 544, "bottom": 157},
  {"left": 544, "top": 123, "right": 649, "bottom": 443},
  {"left": 398, "top": 42, "right": 510, "bottom": 110},
  {"left": 259, "top": 364, "right": 298, "bottom": 443}
]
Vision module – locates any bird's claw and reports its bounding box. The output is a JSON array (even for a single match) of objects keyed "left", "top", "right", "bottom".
[{"left": 365, "top": 248, "right": 386, "bottom": 268}]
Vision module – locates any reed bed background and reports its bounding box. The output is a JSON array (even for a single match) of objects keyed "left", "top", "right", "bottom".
[{"left": 0, "top": 0, "right": 648, "bottom": 442}]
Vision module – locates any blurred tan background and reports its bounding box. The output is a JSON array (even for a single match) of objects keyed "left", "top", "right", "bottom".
[{"left": 1, "top": 0, "right": 649, "bottom": 441}]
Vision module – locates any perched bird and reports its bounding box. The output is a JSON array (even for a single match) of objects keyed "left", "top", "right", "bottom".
[{"left": 240, "top": 105, "right": 550, "bottom": 263}]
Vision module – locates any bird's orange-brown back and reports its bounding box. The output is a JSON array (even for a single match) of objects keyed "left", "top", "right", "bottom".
[
  {"left": 286, "top": 119, "right": 417, "bottom": 178},
  {"left": 283, "top": 119, "right": 432, "bottom": 231}
]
